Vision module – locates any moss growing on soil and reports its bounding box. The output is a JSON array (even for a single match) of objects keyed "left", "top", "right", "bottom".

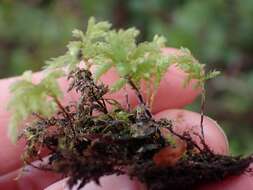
[
  {"left": 19, "top": 69, "right": 252, "bottom": 190},
  {"left": 8, "top": 18, "right": 252, "bottom": 190}
]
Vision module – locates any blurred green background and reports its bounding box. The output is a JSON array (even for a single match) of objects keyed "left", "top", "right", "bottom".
[{"left": 0, "top": 0, "right": 252, "bottom": 155}]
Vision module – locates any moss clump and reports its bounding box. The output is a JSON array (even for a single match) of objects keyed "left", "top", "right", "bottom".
[
  {"left": 8, "top": 18, "right": 252, "bottom": 190},
  {"left": 18, "top": 69, "right": 252, "bottom": 190}
]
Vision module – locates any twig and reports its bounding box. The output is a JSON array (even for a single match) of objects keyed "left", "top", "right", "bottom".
[
  {"left": 124, "top": 87, "right": 131, "bottom": 112},
  {"left": 193, "top": 132, "right": 213, "bottom": 154},
  {"left": 53, "top": 97, "right": 72, "bottom": 122},
  {"left": 52, "top": 96, "right": 75, "bottom": 134},
  {"left": 127, "top": 77, "right": 152, "bottom": 119},
  {"left": 32, "top": 112, "right": 46, "bottom": 121},
  {"left": 200, "top": 84, "right": 206, "bottom": 139},
  {"left": 164, "top": 126, "right": 203, "bottom": 153}
]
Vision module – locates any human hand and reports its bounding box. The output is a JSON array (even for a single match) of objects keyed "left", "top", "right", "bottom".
[{"left": 0, "top": 48, "right": 252, "bottom": 190}]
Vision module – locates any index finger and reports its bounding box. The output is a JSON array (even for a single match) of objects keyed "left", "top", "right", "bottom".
[{"left": 0, "top": 48, "right": 200, "bottom": 175}]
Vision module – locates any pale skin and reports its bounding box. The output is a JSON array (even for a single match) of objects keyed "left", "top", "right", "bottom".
[{"left": 0, "top": 48, "right": 252, "bottom": 190}]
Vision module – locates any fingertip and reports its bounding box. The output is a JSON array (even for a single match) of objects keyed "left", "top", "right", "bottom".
[{"left": 154, "top": 109, "right": 229, "bottom": 155}]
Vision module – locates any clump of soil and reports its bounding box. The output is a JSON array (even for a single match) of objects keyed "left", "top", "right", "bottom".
[{"left": 20, "top": 69, "right": 253, "bottom": 190}]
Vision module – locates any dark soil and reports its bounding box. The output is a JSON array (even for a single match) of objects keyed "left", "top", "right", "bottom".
[{"left": 20, "top": 69, "right": 253, "bottom": 190}]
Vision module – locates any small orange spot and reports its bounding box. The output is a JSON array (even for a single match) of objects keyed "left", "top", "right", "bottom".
[{"left": 153, "top": 139, "right": 186, "bottom": 167}]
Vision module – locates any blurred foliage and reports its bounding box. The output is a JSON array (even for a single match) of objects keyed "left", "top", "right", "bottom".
[{"left": 0, "top": 0, "right": 253, "bottom": 155}]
